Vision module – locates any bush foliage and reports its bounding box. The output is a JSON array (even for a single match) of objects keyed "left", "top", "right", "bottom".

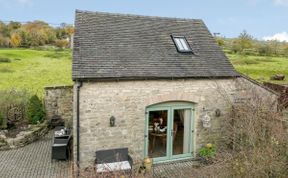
[
  {"left": 0, "top": 58, "right": 11, "bottom": 63},
  {"left": 0, "top": 20, "right": 73, "bottom": 48},
  {"left": 0, "top": 90, "right": 32, "bottom": 129},
  {"left": 55, "top": 39, "right": 69, "bottom": 48},
  {"left": 216, "top": 30, "right": 288, "bottom": 57},
  {"left": 0, "top": 111, "right": 4, "bottom": 127},
  {"left": 192, "top": 92, "right": 288, "bottom": 178},
  {"left": 199, "top": 143, "right": 216, "bottom": 159},
  {"left": 27, "top": 95, "right": 45, "bottom": 124}
]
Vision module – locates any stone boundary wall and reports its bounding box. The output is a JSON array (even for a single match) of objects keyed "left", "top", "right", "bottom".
[
  {"left": 0, "top": 122, "right": 48, "bottom": 150},
  {"left": 44, "top": 85, "right": 73, "bottom": 128}
]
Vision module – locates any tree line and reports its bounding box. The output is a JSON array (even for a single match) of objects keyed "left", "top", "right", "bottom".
[
  {"left": 1, "top": 21, "right": 287, "bottom": 56},
  {"left": 216, "top": 30, "right": 288, "bottom": 57},
  {"left": 0, "top": 20, "right": 74, "bottom": 48}
]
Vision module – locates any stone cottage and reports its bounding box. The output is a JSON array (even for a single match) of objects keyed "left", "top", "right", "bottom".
[{"left": 72, "top": 10, "right": 277, "bottom": 168}]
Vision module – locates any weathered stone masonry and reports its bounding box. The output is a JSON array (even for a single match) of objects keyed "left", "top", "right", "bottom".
[
  {"left": 73, "top": 77, "right": 277, "bottom": 167},
  {"left": 44, "top": 86, "right": 73, "bottom": 128}
]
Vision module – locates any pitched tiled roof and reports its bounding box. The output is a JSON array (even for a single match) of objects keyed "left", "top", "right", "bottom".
[{"left": 73, "top": 10, "right": 239, "bottom": 80}]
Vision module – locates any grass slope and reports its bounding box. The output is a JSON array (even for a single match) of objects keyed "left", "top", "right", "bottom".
[
  {"left": 0, "top": 48, "right": 72, "bottom": 96},
  {"left": 227, "top": 54, "right": 288, "bottom": 84},
  {"left": 0, "top": 49, "right": 287, "bottom": 97}
]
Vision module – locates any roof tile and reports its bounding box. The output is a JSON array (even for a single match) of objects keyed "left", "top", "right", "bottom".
[{"left": 72, "top": 10, "right": 239, "bottom": 80}]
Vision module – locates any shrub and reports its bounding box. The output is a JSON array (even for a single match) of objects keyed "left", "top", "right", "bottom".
[
  {"left": 27, "top": 95, "right": 45, "bottom": 124},
  {"left": 0, "top": 111, "right": 4, "bottom": 126},
  {"left": 0, "top": 58, "right": 11, "bottom": 63},
  {"left": 255, "top": 57, "right": 275, "bottom": 62},
  {"left": 187, "top": 87, "right": 288, "bottom": 178},
  {"left": 213, "top": 94, "right": 287, "bottom": 177},
  {"left": 0, "top": 90, "right": 30, "bottom": 124},
  {"left": 231, "top": 55, "right": 260, "bottom": 65},
  {"left": 0, "top": 111, "right": 7, "bottom": 129},
  {"left": 10, "top": 33, "right": 22, "bottom": 47},
  {"left": 199, "top": 143, "right": 216, "bottom": 165},
  {"left": 55, "top": 39, "right": 69, "bottom": 49},
  {"left": 231, "top": 30, "right": 254, "bottom": 54},
  {"left": 199, "top": 143, "right": 216, "bottom": 159},
  {"left": 216, "top": 37, "right": 225, "bottom": 47},
  {"left": 0, "top": 34, "right": 10, "bottom": 47}
]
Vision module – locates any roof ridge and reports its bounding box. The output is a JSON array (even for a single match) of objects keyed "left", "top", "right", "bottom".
[{"left": 75, "top": 9, "right": 203, "bottom": 22}]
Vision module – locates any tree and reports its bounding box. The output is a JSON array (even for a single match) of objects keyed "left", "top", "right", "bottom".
[
  {"left": 0, "top": 34, "right": 10, "bottom": 47},
  {"left": 215, "top": 37, "right": 225, "bottom": 47},
  {"left": 20, "top": 20, "right": 56, "bottom": 47},
  {"left": 0, "top": 20, "right": 75, "bottom": 48},
  {"left": 268, "top": 40, "right": 280, "bottom": 56},
  {"left": 55, "top": 39, "right": 69, "bottom": 48},
  {"left": 55, "top": 24, "right": 74, "bottom": 48},
  {"left": 0, "top": 21, "right": 10, "bottom": 37},
  {"left": 232, "top": 30, "right": 254, "bottom": 54},
  {"left": 55, "top": 24, "right": 74, "bottom": 39},
  {"left": 7, "top": 21, "right": 21, "bottom": 31},
  {"left": 257, "top": 43, "right": 272, "bottom": 56},
  {"left": 10, "top": 33, "right": 22, "bottom": 47},
  {"left": 283, "top": 44, "right": 288, "bottom": 57}
]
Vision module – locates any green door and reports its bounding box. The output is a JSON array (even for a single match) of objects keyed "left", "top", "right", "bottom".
[{"left": 144, "top": 102, "right": 194, "bottom": 163}]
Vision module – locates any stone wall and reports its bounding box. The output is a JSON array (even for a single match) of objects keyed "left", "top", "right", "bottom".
[
  {"left": 44, "top": 86, "right": 73, "bottom": 128},
  {"left": 73, "top": 77, "right": 278, "bottom": 167},
  {"left": 0, "top": 121, "right": 48, "bottom": 150}
]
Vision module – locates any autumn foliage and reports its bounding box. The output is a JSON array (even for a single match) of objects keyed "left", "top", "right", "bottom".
[
  {"left": 10, "top": 33, "right": 22, "bottom": 47},
  {"left": 0, "top": 20, "right": 74, "bottom": 48}
]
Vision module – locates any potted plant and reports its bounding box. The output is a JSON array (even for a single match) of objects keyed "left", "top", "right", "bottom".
[{"left": 199, "top": 143, "right": 216, "bottom": 164}]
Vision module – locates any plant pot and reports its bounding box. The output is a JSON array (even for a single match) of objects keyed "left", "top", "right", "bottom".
[{"left": 143, "top": 157, "right": 153, "bottom": 171}]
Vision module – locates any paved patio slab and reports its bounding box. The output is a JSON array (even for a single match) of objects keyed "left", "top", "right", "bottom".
[
  {"left": 153, "top": 160, "right": 200, "bottom": 178},
  {"left": 0, "top": 132, "right": 72, "bottom": 178}
]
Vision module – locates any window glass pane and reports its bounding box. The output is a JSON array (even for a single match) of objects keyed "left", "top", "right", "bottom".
[
  {"left": 148, "top": 110, "right": 168, "bottom": 158},
  {"left": 174, "top": 38, "right": 184, "bottom": 51},
  {"left": 172, "top": 36, "right": 191, "bottom": 52},
  {"left": 173, "top": 109, "right": 191, "bottom": 155},
  {"left": 179, "top": 38, "right": 190, "bottom": 51}
]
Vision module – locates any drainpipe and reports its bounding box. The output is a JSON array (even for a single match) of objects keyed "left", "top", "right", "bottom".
[{"left": 76, "top": 81, "right": 83, "bottom": 177}]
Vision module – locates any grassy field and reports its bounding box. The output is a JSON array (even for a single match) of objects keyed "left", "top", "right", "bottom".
[
  {"left": 0, "top": 48, "right": 287, "bottom": 97},
  {"left": 227, "top": 53, "right": 288, "bottom": 84},
  {"left": 0, "top": 48, "right": 72, "bottom": 97}
]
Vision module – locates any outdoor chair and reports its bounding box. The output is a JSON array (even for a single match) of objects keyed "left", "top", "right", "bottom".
[{"left": 94, "top": 148, "right": 133, "bottom": 176}]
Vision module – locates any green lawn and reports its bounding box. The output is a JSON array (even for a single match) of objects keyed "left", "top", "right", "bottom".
[
  {"left": 227, "top": 54, "right": 288, "bottom": 84},
  {"left": 0, "top": 49, "right": 287, "bottom": 97},
  {"left": 0, "top": 48, "right": 72, "bottom": 96}
]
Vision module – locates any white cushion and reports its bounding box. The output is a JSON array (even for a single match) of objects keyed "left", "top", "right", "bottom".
[{"left": 96, "top": 161, "right": 131, "bottom": 173}]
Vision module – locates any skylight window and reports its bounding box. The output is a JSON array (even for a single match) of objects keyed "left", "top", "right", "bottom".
[{"left": 171, "top": 35, "right": 192, "bottom": 53}]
